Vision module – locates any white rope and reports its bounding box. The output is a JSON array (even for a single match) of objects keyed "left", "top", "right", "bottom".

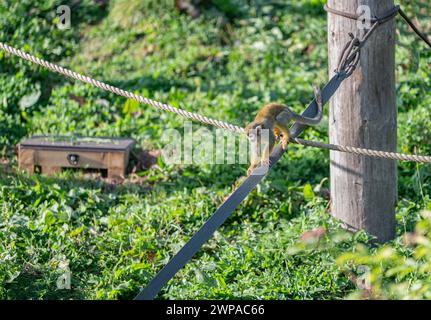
[
  {"left": 292, "top": 138, "right": 431, "bottom": 164},
  {"left": 2, "top": 42, "right": 431, "bottom": 164},
  {"left": 0, "top": 42, "right": 245, "bottom": 134}
]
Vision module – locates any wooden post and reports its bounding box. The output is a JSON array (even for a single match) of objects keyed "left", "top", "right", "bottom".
[{"left": 328, "top": 0, "right": 397, "bottom": 242}]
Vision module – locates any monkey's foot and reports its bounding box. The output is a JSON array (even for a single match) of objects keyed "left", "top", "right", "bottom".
[
  {"left": 247, "top": 166, "right": 257, "bottom": 176},
  {"left": 281, "top": 140, "right": 289, "bottom": 150},
  {"left": 261, "top": 158, "right": 271, "bottom": 167}
]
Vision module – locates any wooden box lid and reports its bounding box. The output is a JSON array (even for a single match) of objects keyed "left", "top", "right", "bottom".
[{"left": 19, "top": 136, "right": 137, "bottom": 152}]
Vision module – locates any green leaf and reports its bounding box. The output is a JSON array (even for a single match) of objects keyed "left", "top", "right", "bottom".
[
  {"left": 43, "top": 211, "right": 56, "bottom": 227},
  {"left": 122, "top": 98, "right": 140, "bottom": 114},
  {"left": 303, "top": 183, "right": 315, "bottom": 201},
  {"left": 19, "top": 86, "right": 41, "bottom": 109}
]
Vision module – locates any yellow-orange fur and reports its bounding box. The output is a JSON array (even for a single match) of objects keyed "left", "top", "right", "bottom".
[
  {"left": 245, "top": 103, "right": 291, "bottom": 176},
  {"left": 245, "top": 88, "right": 323, "bottom": 176}
]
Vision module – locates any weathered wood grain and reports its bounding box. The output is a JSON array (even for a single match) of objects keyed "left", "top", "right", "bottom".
[{"left": 328, "top": 0, "right": 397, "bottom": 242}]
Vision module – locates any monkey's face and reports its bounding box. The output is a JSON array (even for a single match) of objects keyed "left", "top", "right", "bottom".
[
  {"left": 246, "top": 121, "right": 275, "bottom": 157},
  {"left": 245, "top": 122, "right": 265, "bottom": 142},
  {"left": 246, "top": 122, "right": 264, "bottom": 160}
]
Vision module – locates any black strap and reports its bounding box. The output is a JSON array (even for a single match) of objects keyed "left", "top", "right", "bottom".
[{"left": 134, "top": 73, "right": 347, "bottom": 300}]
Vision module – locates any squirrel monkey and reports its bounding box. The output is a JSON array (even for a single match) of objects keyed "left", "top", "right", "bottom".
[{"left": 245, "top": 86, "right": 323, "bottom": 176}]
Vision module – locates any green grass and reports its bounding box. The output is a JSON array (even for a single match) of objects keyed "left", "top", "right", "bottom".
[{"left": 0, "top": 0, "right": 431, "bottom": 299}]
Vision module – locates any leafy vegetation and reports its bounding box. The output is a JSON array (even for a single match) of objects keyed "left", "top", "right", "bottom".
[{"left": 0, "top": 0, "right": 430, "bottom": 299}]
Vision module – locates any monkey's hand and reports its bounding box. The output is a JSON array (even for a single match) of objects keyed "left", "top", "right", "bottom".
[
  {"left": 272, "top": 123, "right": 290, "bottom": 150},
  {"left": 261, "top": 157, "right": 271, "bottom": 167},
  {"left": 281, "top": 137, "right": 289, "bottom": 150},
  {"left": 247, "top": 158, "right": 271, "bottom": 176},
  {"left": 277, "top": 127, "right": 290, "bottom": 150},
  {"left": 273, "top": 128, "right": 281, "bottom": 141}
]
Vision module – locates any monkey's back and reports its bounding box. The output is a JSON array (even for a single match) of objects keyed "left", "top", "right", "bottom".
[{"left": 256, "top": 103, "right": 287, "bottom": 121}]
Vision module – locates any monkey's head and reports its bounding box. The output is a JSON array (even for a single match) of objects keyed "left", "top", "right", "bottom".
[
  {"left": 245, "top": 121, "right": 262, "bottom": 142},
  {"left": 245, "top": 119, "right": 273, "bottom": 142}
]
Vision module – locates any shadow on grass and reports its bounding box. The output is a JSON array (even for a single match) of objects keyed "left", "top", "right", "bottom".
[{"left": 5, "top": 271, "right": 85, "bottom": 300}]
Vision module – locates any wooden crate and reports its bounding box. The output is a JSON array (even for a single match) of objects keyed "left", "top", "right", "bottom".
[{"left": 18, "top": 136, "right": 136, "bottom": 179}]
